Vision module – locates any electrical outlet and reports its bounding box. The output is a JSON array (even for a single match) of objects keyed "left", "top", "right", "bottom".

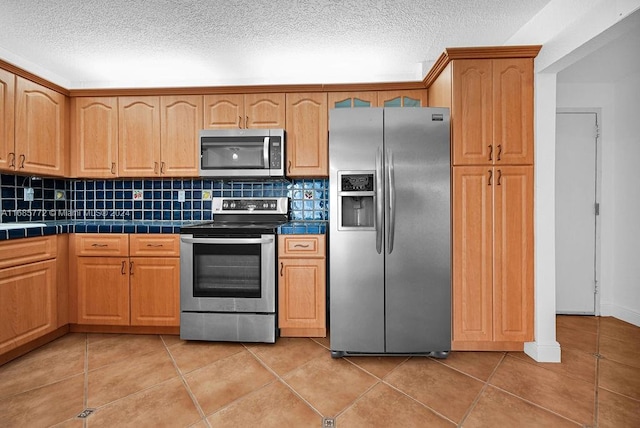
[
  {"left": 24, "top": 187, "right": 34, "bottom": 201},
  {"left": 177, "top": 190, "right": 186, "bottom": 202}
]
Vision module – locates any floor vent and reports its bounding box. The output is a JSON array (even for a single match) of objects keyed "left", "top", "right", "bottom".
[
  {"left": 322, "top": 417, "right": 336, "bottom": 427},
  {"left": 76, "top": 408, "right": 96, "bottom": 419}
]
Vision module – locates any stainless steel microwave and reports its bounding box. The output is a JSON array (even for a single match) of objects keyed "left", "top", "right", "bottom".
[{"left": 199, "top": 129, "right": 285, "bottom": 178}]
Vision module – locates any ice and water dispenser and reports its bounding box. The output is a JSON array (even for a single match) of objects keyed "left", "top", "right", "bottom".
[{"left": 337, "top": 172, "right": 375, "bottom": 230}]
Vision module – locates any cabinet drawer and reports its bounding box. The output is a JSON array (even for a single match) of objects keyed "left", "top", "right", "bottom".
[
  {"left": 0, "top": 236, "right": 57, "bottom": 269},
  {"left": 278, "top": 235, "right": 325, "bottom": 257},
  {"left": 129, "top": 234, "right": 179, "bottom": 257},
  {"left": 74, "top": 234, "right": 129, "bottom": 256}
]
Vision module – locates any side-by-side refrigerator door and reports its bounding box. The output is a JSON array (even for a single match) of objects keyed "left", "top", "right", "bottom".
[
  {"left": 383, "top": 107, "right": 451, "bottom": 353},
  {"left": 329, "top": 108, "right": 385, "bottom": 354}
]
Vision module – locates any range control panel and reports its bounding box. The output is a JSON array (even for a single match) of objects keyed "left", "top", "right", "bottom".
[{"left": 212, "top": 197, "right": 288, "bottom": 214}]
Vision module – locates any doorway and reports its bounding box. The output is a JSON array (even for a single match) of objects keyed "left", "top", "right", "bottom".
[{"left": 555, "top": 110, "right": 601, "bottom": 314}]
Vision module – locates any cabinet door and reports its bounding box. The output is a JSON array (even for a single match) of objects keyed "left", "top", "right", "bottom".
[
  {"left": 378, "top": 89, "right": 428, "bottom": 107},
  {"left": 160, "top": 95, "right": 201, "bottom": 177},
  {"left": 70, "top": 97, "right": 118, "bottom": 178},
  {"left": 244, "top": 93, "right": 285, "bottom": 128},
  {"left": 285, "top": 92, "right": 328, "bottom": 177},
  {"left": 452, "top": 166, "right": 493, "bottom": 344},
  {"left": 15, "top": 77, "right": 66, "bottom": 176},
  {"left": 76, "top": 257, "right": 129, "bottom": 325},
  {"left": 0, "top": 68, "right": 15, "bottom": 172},
  {"left": 451, "top": 60, "right": 493, "bottom": 166},
  {"left": 129, "top": 257, "right": 180, "bottom": 326},
  {"left": 493, "top": 166, "right": 534, "bottom": 342},
  {"left": 492, "top": 59, "right": 534, "bottom": 165},
  {"left": 278, "top": 258, "right": 326, "bottom": 335},
  {"left": 118, "top": 96, "right": 161, "bottom": 177},
  {"left": 203, "top": 94, "right": 243, "bottom": 129},
  {"left": 328, "top": 91, "right": 377, "bottom": 109},
  {"left": 0, "top": 260, "right": 56, "bottom": 355}
]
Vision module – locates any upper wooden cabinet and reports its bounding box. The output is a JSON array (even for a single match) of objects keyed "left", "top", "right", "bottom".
[
  {"left": 0, "top": 68, "right": 15, "bottom": 172},
  {"left": 117, "top": 95, "right": 200, "bottom": 177},
  {"left": 204, "top": 93, "right": 285, "bottom": 129},
  {"left": 14, "top": 77, "right": 66, "bottom": 176},
  {"left": 328, "top": 91, "right": 377, "bottom": 109},
  {"left": 378, "top": 89, "right": 428, "bottom": 107},
  {"left": 70, "top": 97, "right": 118, "bottom": 177},
  {"left": 446, "top": 58, "right": 534, "bottom": 166},
  {"left": 285, "top": 92, "right": 328, "bottom": 177}
]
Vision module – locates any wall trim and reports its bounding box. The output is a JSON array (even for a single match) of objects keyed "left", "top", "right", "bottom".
[
  {"left": 600, "top": 303, "right": 640, "bottom": 327},
  {"left": 524, "top": 340, "right": 562, "bottom": 362}
]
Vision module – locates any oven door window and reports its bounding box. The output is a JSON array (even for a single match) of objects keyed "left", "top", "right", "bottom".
[{"left": 193, "top": 243, "right": 261, "bottom": 298}]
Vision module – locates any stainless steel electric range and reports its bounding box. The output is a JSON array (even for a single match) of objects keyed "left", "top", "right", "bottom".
[{"left": 179, "top": 197, "right": 288, "bottom": 343}]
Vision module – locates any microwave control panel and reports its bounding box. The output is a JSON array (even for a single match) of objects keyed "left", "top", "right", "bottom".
[{"left": 270, "top": 138, "right": 282, "bottom": 169}]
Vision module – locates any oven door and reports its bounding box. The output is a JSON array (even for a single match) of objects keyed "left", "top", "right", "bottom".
[{"left": 180, "top": 234, "right": 276, "bottom": 313}]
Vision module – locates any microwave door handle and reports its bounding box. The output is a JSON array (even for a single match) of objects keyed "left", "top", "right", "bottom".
[
  {"left": 180, "top": 237, "right": 275, "bottom": 245},
  {"left": 263, "top": 137, "right": 270, "bottom": 168}
]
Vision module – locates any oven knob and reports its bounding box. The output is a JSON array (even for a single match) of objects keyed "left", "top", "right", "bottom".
[{"left": 230, "top": 202, "right": 236, "bottom": 208}]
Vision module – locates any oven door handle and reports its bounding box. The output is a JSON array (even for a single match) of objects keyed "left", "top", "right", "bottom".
[{"left": 180, "top": 236, "right": 275, "bottom": 245}]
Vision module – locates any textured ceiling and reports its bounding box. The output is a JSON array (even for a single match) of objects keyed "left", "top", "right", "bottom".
[{"left": 0, "top": 0, "right": 552, "bottom": 89}]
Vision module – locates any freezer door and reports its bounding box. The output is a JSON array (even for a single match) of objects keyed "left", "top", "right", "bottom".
[
  {"left": 383, "top": 108, "right": 451, "bottom": 353},
  {"left": 329, "top": 108, "right": 386, "bottom": 354}
]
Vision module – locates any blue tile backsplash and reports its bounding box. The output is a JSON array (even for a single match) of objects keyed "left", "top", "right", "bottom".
[{"left": 1, "top": 173, "right": 328, "bottom": 224}]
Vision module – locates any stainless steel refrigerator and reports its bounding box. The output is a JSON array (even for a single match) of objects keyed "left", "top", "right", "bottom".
[{"left": 329, "top": 107, "right": 451, "bottom": 358}]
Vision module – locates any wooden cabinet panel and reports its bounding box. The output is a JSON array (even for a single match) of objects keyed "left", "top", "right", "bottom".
[
  {"left": 0, "top": 68, "right": 15, "bottom": 172},
  {"left": 15, "top": 77, "right": 66, "bottom": 176},
  {"left": 452, "top": 166, "right": 534, "bottom": 349},
  {"left": 70, "top": 97, "right": 118, "bottom": 177},
  {"left": 378, "top": 89, "right": 428, "bottom": 107},
  {"left": 129, "top": 234, "right": 179, "bottom": 257},
  {"left": 244, "top": 93, "right": 285, "bottom": 128},
  {"left": 160, "top": 95, "right": 201, "bottom": 177},
  {"left": 130, "top": 257, "right": 180, "bottom": 326},
  {"left": 452, "top": 59, "right": 533, "bottom": 166},
  {"left": 204, "top": 93, "right": 285, "bottom": 129},
  {"left": 118, "top": 96, "right": 161, "bottom": 177},
  {"left": 328, "top": 91, "right": 377, "bottom": 109},
  {"left": 74, "top": 233, "right": 129, "bottom": 256},
  {"left": 493, "top": 166, "right": 534, "bottom": 342},
  {"left": 76, "top": 257, "right": 129, "bottom": 325},
  {"left": 285, "top": 92, "right": 328, "bottom": 177},
  {"left": 0, "top": 235, "right": 57, "bottom": 269},
  {"left": 0, "top": 260, "right": 57, "bottom": 355},
  {"left": 278, "top": 234, "right": 326, "bottom": 337}
]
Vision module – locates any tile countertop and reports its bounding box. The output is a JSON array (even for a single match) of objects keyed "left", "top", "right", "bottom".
[{"left": 0, "top": 220, "right": 327, "bottom": 241}]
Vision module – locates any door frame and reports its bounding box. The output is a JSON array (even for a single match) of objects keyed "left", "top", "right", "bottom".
[{"left": 555, "top": 108, "right": 602, "bottom": 315}]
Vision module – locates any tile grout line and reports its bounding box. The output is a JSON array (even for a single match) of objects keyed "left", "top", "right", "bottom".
[
  {"left": 160, "top": 335, "right": 212, "bottom": 428},
  {"left": 593, "top": 316, "right": 601, "bottom": 427},
  {"left": 83, "top": 334, "right": 89, "bottom": 428}
]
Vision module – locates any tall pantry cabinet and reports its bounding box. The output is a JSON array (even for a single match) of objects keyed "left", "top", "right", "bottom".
[{"left": 427, "top": 46, "right": 540, "bottom": 351}]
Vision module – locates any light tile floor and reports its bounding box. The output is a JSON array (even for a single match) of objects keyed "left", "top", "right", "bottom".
[{"left": 0, "top": 316, "right": 639, "bottom": 427}]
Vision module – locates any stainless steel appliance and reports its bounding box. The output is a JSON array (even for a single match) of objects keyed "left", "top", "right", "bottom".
[
  {"left": 329, "top": 107, "right": 451, "bottom": 357},
  {"left": 199, "top": 129, "right": 285, "bottom": 178},
  {"left": 179, "top": 197, "right": 288, "bottom": 343}
]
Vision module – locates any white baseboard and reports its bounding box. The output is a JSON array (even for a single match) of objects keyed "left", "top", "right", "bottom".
[
  {"left": 600, "top": 303, "right": 640, "bottom": 327},
  {"left": 524, "top": 341, "right": 562, "bottom": 362}
]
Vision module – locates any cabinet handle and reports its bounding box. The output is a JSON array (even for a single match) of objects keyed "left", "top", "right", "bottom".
[
  {"left": 488, "top": 145, "right": 493, "bottom": 161},
  {"left": 121, "top": 261, "right": 126, "bottom": 275},
  {"left": 497, "top": 169, "right": 502, "bottom": 186},
  {"left": 19, "top": 154, "right": 26, "bottom": 169},
  {"left": 238, "top": 116, "right": 242, "bottom": 128},
  {"left": 497, "top": 145, "right": 502, "bottom": 161},
  {"left": 8, "top": 152, "right": 15, "bottom": 168},
  {"left": 294, "top": 244, "right": 310, "bottom": 248},
  {"left": 245, "top": 116, "right": 249, "bottom": 128},
  {"left": 129, "top": 261, "right": 134, "bottom": 275},
  {"left": 111, "top": 162, "right": 116, "bottom": 175},
  {"left": 154, "top": 162, "right": 159, "bottom": 174},
  {"left": 287, "top": 160, "right": 292, "bottom": 174},
  {"left": 488, "top": 169, "right": 493, "bottom": 186},
  {"left": 146, "top": 243, "right": 164, "bottom": 247},
  {"left": 160, "top": 162, "right": 166, "bottom": 174},
  {"left": 280, "top": 262, "right": 283, "bottom": 277},
  {"left": 91, "top": 243, "right": 108, "bottom": 247}
]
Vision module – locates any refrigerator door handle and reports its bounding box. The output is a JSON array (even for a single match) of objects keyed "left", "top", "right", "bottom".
[
  {"left": 375, "top": 147, "right": 384, "bottom": 254},
  {"left": 387, "top": 148, "right": 396, "bottom": 254}
]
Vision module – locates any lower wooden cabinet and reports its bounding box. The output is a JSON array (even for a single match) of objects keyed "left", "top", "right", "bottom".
[
  {"left": 0, "top": 236, "right": 58, "bottom": 356},
  {"left": 72, "top": 233, "right": 180, "bottom": 327},
  {"left": 278, "top": 235, "right": 326, "bottom": 337}
]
